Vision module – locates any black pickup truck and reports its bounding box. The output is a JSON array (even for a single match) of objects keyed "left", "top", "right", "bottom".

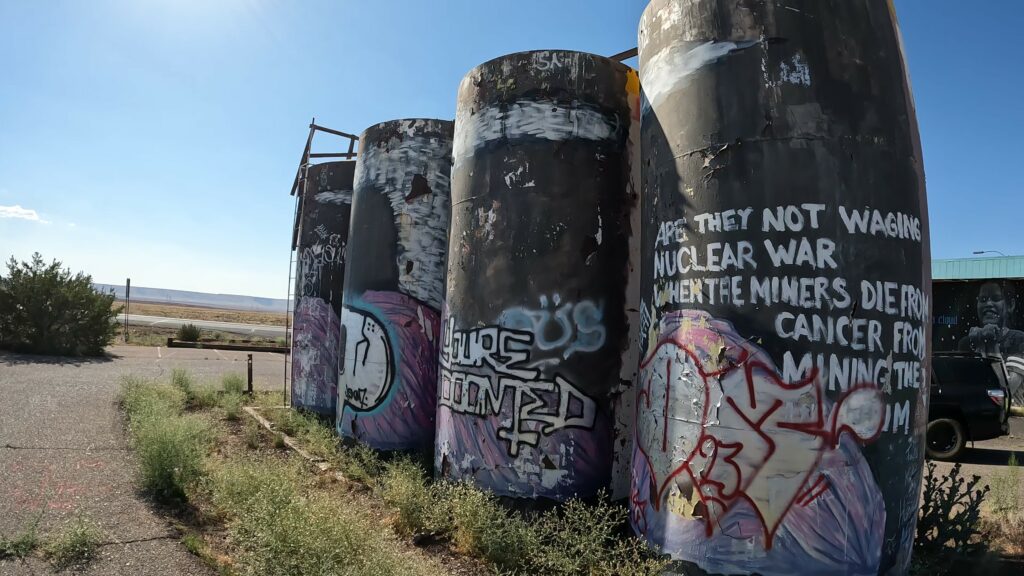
[{"left": 927, "top": 352, "right": 1010, "bottom": 460}]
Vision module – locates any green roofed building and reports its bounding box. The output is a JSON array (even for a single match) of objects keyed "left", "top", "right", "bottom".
[{"left": 933, "top": 255, "right": 1024, "bottom": 407}]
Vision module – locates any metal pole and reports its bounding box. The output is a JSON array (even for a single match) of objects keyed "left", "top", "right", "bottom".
[
  {"left": 247, "top": 353, "right": 253, "bottom": 395},
  {"left": 124, "top": 277, "right": 130, "bottom": 342}
]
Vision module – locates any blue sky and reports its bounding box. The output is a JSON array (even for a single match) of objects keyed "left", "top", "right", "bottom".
[{"left": 0, "top": 1, "right": 1020, "bottom": 298}]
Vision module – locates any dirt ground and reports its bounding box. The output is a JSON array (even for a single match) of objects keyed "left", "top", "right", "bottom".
[{"left": 114, "top": 301, "right": 286, "bottom": 326}]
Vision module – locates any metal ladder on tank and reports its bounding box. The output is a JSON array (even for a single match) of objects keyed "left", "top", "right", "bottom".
[{"left": 283, "top": 119, "right": 360, "bottom": 406}]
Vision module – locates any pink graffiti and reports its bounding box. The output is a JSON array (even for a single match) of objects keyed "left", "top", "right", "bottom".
[{"left": 635, "top": 310, "right": 885, "bottom": 548}]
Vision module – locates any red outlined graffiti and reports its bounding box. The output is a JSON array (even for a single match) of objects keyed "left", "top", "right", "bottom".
[{"left": 634, "top": 310, "right": 885, "bottom": 549}]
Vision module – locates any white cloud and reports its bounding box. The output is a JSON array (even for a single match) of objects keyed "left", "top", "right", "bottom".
[{"left": 0, "top": 204, "right": 49, "bottom": 224}]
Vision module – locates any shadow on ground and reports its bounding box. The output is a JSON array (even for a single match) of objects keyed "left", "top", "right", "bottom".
[
  {"left": 958, "top": 447, "right": 1024, "bottom": 466},
  {"left": 0, "top": 350, "right": 118, "bottom": 366}
]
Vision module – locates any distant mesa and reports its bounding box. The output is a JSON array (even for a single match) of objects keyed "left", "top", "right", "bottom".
[{"left": 94, "top": 284, "right": 288, "bottom": 313}]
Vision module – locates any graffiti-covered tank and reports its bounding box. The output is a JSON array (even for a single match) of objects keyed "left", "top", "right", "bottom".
[
  {"left": 291, "top": 161, "right": 356, "bottom": 416},
  {"left": 436, "top": 50, "right": 642, "bottom": 501},
  {"left": 336, "top": 119, "right": 454, "bottom": 453},
  {"left": 632, "top": 1, "right": 931, "bottom": 574}
]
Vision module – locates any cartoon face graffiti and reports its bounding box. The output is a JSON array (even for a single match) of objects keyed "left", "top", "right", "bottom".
[{"left": 339, "top": 307, "right": 393, "bottom": 411}]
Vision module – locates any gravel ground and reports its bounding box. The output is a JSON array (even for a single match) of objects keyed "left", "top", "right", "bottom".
[
  {"left": 0, "top": 345, "right": 287, "bottom": 575},
  {"left": 2, "top": 345, "right": 1021, "bottom": 574}
]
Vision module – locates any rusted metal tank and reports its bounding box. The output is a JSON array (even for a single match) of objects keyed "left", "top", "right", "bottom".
[
  {"left": 291, "top": 160, "right": 355, "bottom": 416},
  {"left": 436, "top": 50, "right": 642, "bottom": 501},
  {"left": 336, "top": 119, "right": 454, "bottom": 453},
  {"left": 632, "top": 1, "right": 930, "bottom": 574}
]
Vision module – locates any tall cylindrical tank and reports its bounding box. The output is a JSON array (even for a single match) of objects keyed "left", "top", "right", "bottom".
[
  {"left": 336, "top": 119, "right": 453, "bottom": 453},
  {"left": 632, "top": 1, "right": 930, "bottom": 574},
  {"left": 291, "top": 161, "right": 356, "bottom": 416},
  {"left": 436, "top": 50, "right": 642, "bottom": 501}
]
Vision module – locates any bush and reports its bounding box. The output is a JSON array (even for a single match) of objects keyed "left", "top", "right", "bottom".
[
  {"left": 168, "top": 369, "right": 219, "bottom": 410},
  {"left": 171, "top": 368, "right": 195, "bottom": 395},
  {"left": 208, "top": 457, "right": 444, "bottom": 576},
  {"left": 244, "top": 420, "right": 263, "bottom": 449},
  {"left": 222, "top": 373, "right": 245, "bottom": 394},
  {"left": 220, "top": 392, "right": 244, "bottom": 421},
  {"left": 120, "top": 377, "right": 213, "bottom": 503},
  {"left": 177, "top": 323, "right": 201, "bottom": 342},
  {"left": 121, "top": 375, "right": 186, "bottom": 422},
  {"left": 989, "top": 453, "right": 1020, "bottom": 517},
  {"left": 0, "top": 253, "right": 119, "bottom": 356},
  {"left": 44, "top": 515, "right": 104, "bottom": 569},
  {"left": 0, "top": 514, "right": 41, "bottom": 560},
  {"left": 379, "top": 459, "right": 451, "bottom": 538},
  {"left": 916, "top": 461, "right": 990, "bottom": 556},
  {"left": 190, "top": 386, "right": 220, "bottom": 410}
]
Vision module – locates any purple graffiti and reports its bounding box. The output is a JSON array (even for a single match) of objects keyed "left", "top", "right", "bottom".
[
  {"left": 291, "top": 296, "right": 340, "bottom": 415},
  {"left": 337, "top": 290, "right": 439, "bottom": 451},
  {"left": 630, "top": 310, "right": 885, "bottom": 575}
]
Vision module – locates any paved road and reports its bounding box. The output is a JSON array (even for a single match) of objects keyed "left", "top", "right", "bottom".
[
  {"left": 118, "top": 313, "right": 286, "bottom": 339},
  {"left": 0, "top": 345, "right": 288, "bottom": 575},
  {"left": 931, "top": 416, "right": 1024, "bottom": 508}
]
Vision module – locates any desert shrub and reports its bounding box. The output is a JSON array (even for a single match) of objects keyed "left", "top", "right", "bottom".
[
  {"left": 337, "top": 442, "right": 386, "bottom": 487},
  {"left": 916, "top": 461, "right": 990, "bottom": 556},
  {"left": 379, "top": 459, "right": 452, "bottom": 538},
  {"left": 0, "top": 253, "right": 119, "bottom": 356},
  {"left": 989, "top": 453, "right": 1020, "bottom": 517},
  {"left": 244, "top": 420, "right": 263, "bottom": 449},
  {"left": 444, "top": 484, "right": 536, "bottom": 569},
  {"left": 169, "top": 369, "right": 218, "bottom": 410},
  {"left": 171, "top": 367, "right": 194, "bottom": 394},
  {"left": 0, "top": 514, "right": 42, "bottom": 560},
  {"left": 177, "top": 323, "right": 202, "bottom": 342},
  {"left": 133, "top": 412, "right": 213, "bottom": 502},
  {"left": 120, "top": 375, "right": 186, "bottom": 422},
  {"left": 44, "top": 515, "right": 104, "bottom": 569},
  {"left": 190, "top": 386, "right": 220, "bottom": 410},
  {"left": 528, "top": 496, "right": 667, "bottom": 576},
  {"left": 120, "top": 377, "right": 212, "bottom": 503},
  {"left": 221, "top": 372, "right": 245, "bottom": 394},
  {"left": 208, "top": 457, "right": 443, "bottom": 576},
  {"left": 220, "top": 392, "right": 244, "bottom": 421}
]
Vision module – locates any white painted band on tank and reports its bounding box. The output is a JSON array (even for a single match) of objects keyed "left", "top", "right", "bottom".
[
  {"left": 640, "top": 40, "right": 757, "bottom": 112},
  {"left": 453, "top": 100, "right": 620, "bottom": 168},
  {"left": 314, "top": 190, "right": 353, "bottom": 205},
  {"left": 353, "top": 119, "right": 452, "bottom": 311}
]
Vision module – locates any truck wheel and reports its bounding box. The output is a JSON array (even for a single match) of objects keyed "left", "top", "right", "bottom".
[{"left": 926, "top": 418, "right": 966, "bottom": 460}]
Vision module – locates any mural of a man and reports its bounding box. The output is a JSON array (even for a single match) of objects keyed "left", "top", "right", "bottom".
[{"left": 958, "top": 282, "right": 1024, "bottom": 406}]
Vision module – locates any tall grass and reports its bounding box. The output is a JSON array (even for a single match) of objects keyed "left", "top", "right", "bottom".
[
  {"left": 119, "top": 374, "right": 665, "bottom": 576},
  {"left": 120, "top": 375, "right": 212, "bottom": 503},
  {"left": 377, "top": 459, "right": 667, "bottom": 576},
  {"left": 263, "top": 408, "right": 339, "bottom": 463},
  {"left": 208, "top": 456, "right": 445, "bottom": 576},
  {"left": 221, "top": 373, "right": 245, "bottom": 395}
]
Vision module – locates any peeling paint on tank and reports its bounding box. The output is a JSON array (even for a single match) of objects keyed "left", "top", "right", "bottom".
[
  {"left": 439, "top": 50, "right": 640, "bottom": 502},
  {"left": 640, "top": 40, "right": 758, "bottom": 112},
  {"left": 337, "top": 119, "right": 453, "bottom": 453},
  {"left": 453, "top": 100, "right": 622, "bottom": 168}
]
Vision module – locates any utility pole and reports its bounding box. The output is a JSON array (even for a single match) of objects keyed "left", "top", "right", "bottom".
[{"left": 124, "top": 277, "right": 131, "bottom": 342}]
